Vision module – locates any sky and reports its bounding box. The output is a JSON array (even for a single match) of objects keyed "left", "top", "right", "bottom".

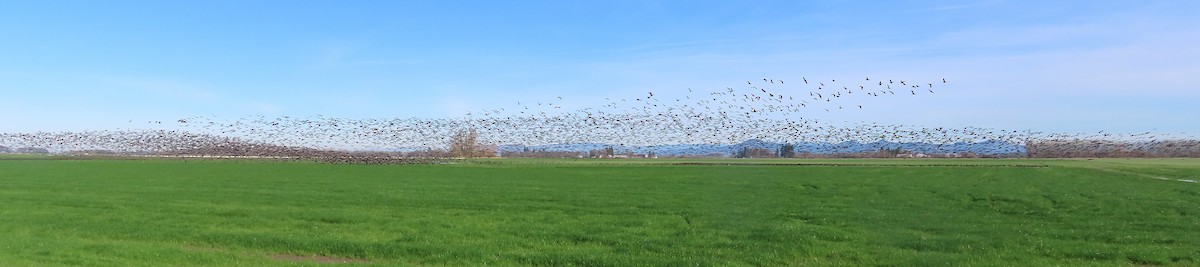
[{"left": 1, "top": 0, "right": 1198, "bottom": 135}]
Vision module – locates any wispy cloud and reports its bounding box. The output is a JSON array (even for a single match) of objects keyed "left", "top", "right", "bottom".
[
  {"left": 306, "top": 43, "right": 423, "bottom": 70},
  {"left": 247, "top": 101, "right": 284, "bottom": 115},
  {"left": 86, "top": 74, "right": 222, "bottom": 102},
  {"left": 902, "top": 1, "right": 996, "bottom": 13}
]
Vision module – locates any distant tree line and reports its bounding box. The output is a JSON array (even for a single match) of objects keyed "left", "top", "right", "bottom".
[
  {"left": 0, "top": 146, "right": 49, "bottom": 154},
  {"left": 502, "top": 149, "right": 584, "bottom": 158},
  {"left": 730, "top": 144, "right": 1016, "bottom": 159},
  {"left": 733, "top": 147, "right": 776, "bottom": 158},
  {"left": 1025, "top": 139, "right": 1200, "bottom": 158}
]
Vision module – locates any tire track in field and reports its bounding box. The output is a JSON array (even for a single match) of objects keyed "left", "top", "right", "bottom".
[{"left": 1086, "top": 167, "right": 1198, "bottom": 184}]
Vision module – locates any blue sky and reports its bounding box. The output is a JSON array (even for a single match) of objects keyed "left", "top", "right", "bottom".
[{"left": 1, "top": 1, "right": 1197, "bottom": 135}]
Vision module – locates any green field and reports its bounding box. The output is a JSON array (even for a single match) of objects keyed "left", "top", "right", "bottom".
[{"left": 1, "top": 157, "right": 1197, "bottom": 266}]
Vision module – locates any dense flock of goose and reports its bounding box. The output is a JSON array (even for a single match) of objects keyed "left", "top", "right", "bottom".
[{"left": 2, "top": 77, "right": 1194, "bottom": 160}]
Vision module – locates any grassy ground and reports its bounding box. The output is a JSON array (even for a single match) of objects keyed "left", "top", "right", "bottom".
[{"left": 0, "top": 158, "right": 1197, "bottom": 266}]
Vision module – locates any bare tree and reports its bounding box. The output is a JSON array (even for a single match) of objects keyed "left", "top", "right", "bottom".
[
  {"left": 449, "top": 128, "right": 479, "bottom": 158},
  {"left": 448, "top": 128, "right": 497, "bottom": 158}
]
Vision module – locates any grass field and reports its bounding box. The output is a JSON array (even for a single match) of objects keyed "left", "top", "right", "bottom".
[{"left": 0, "top": 157, "right": 1197, "bottom": 266}]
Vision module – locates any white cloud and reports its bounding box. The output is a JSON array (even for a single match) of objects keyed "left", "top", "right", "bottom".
[
  {"left": 248, "top": 101, "right": 284, "bottom": 115},
  {"left": 305, "top": 43, "right": 423, "bottom": 71},
  {"left": 85, "top": 74, "right": 222, "bottom": 102}
]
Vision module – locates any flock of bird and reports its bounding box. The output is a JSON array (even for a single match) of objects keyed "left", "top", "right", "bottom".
[{"left": 2, "top": 76, "right": 1196, "bottom": 161}]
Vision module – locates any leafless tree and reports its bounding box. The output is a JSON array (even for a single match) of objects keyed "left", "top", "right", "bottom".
[{"left": 449, "top": 128, "right": 495, "bottom": 158}]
